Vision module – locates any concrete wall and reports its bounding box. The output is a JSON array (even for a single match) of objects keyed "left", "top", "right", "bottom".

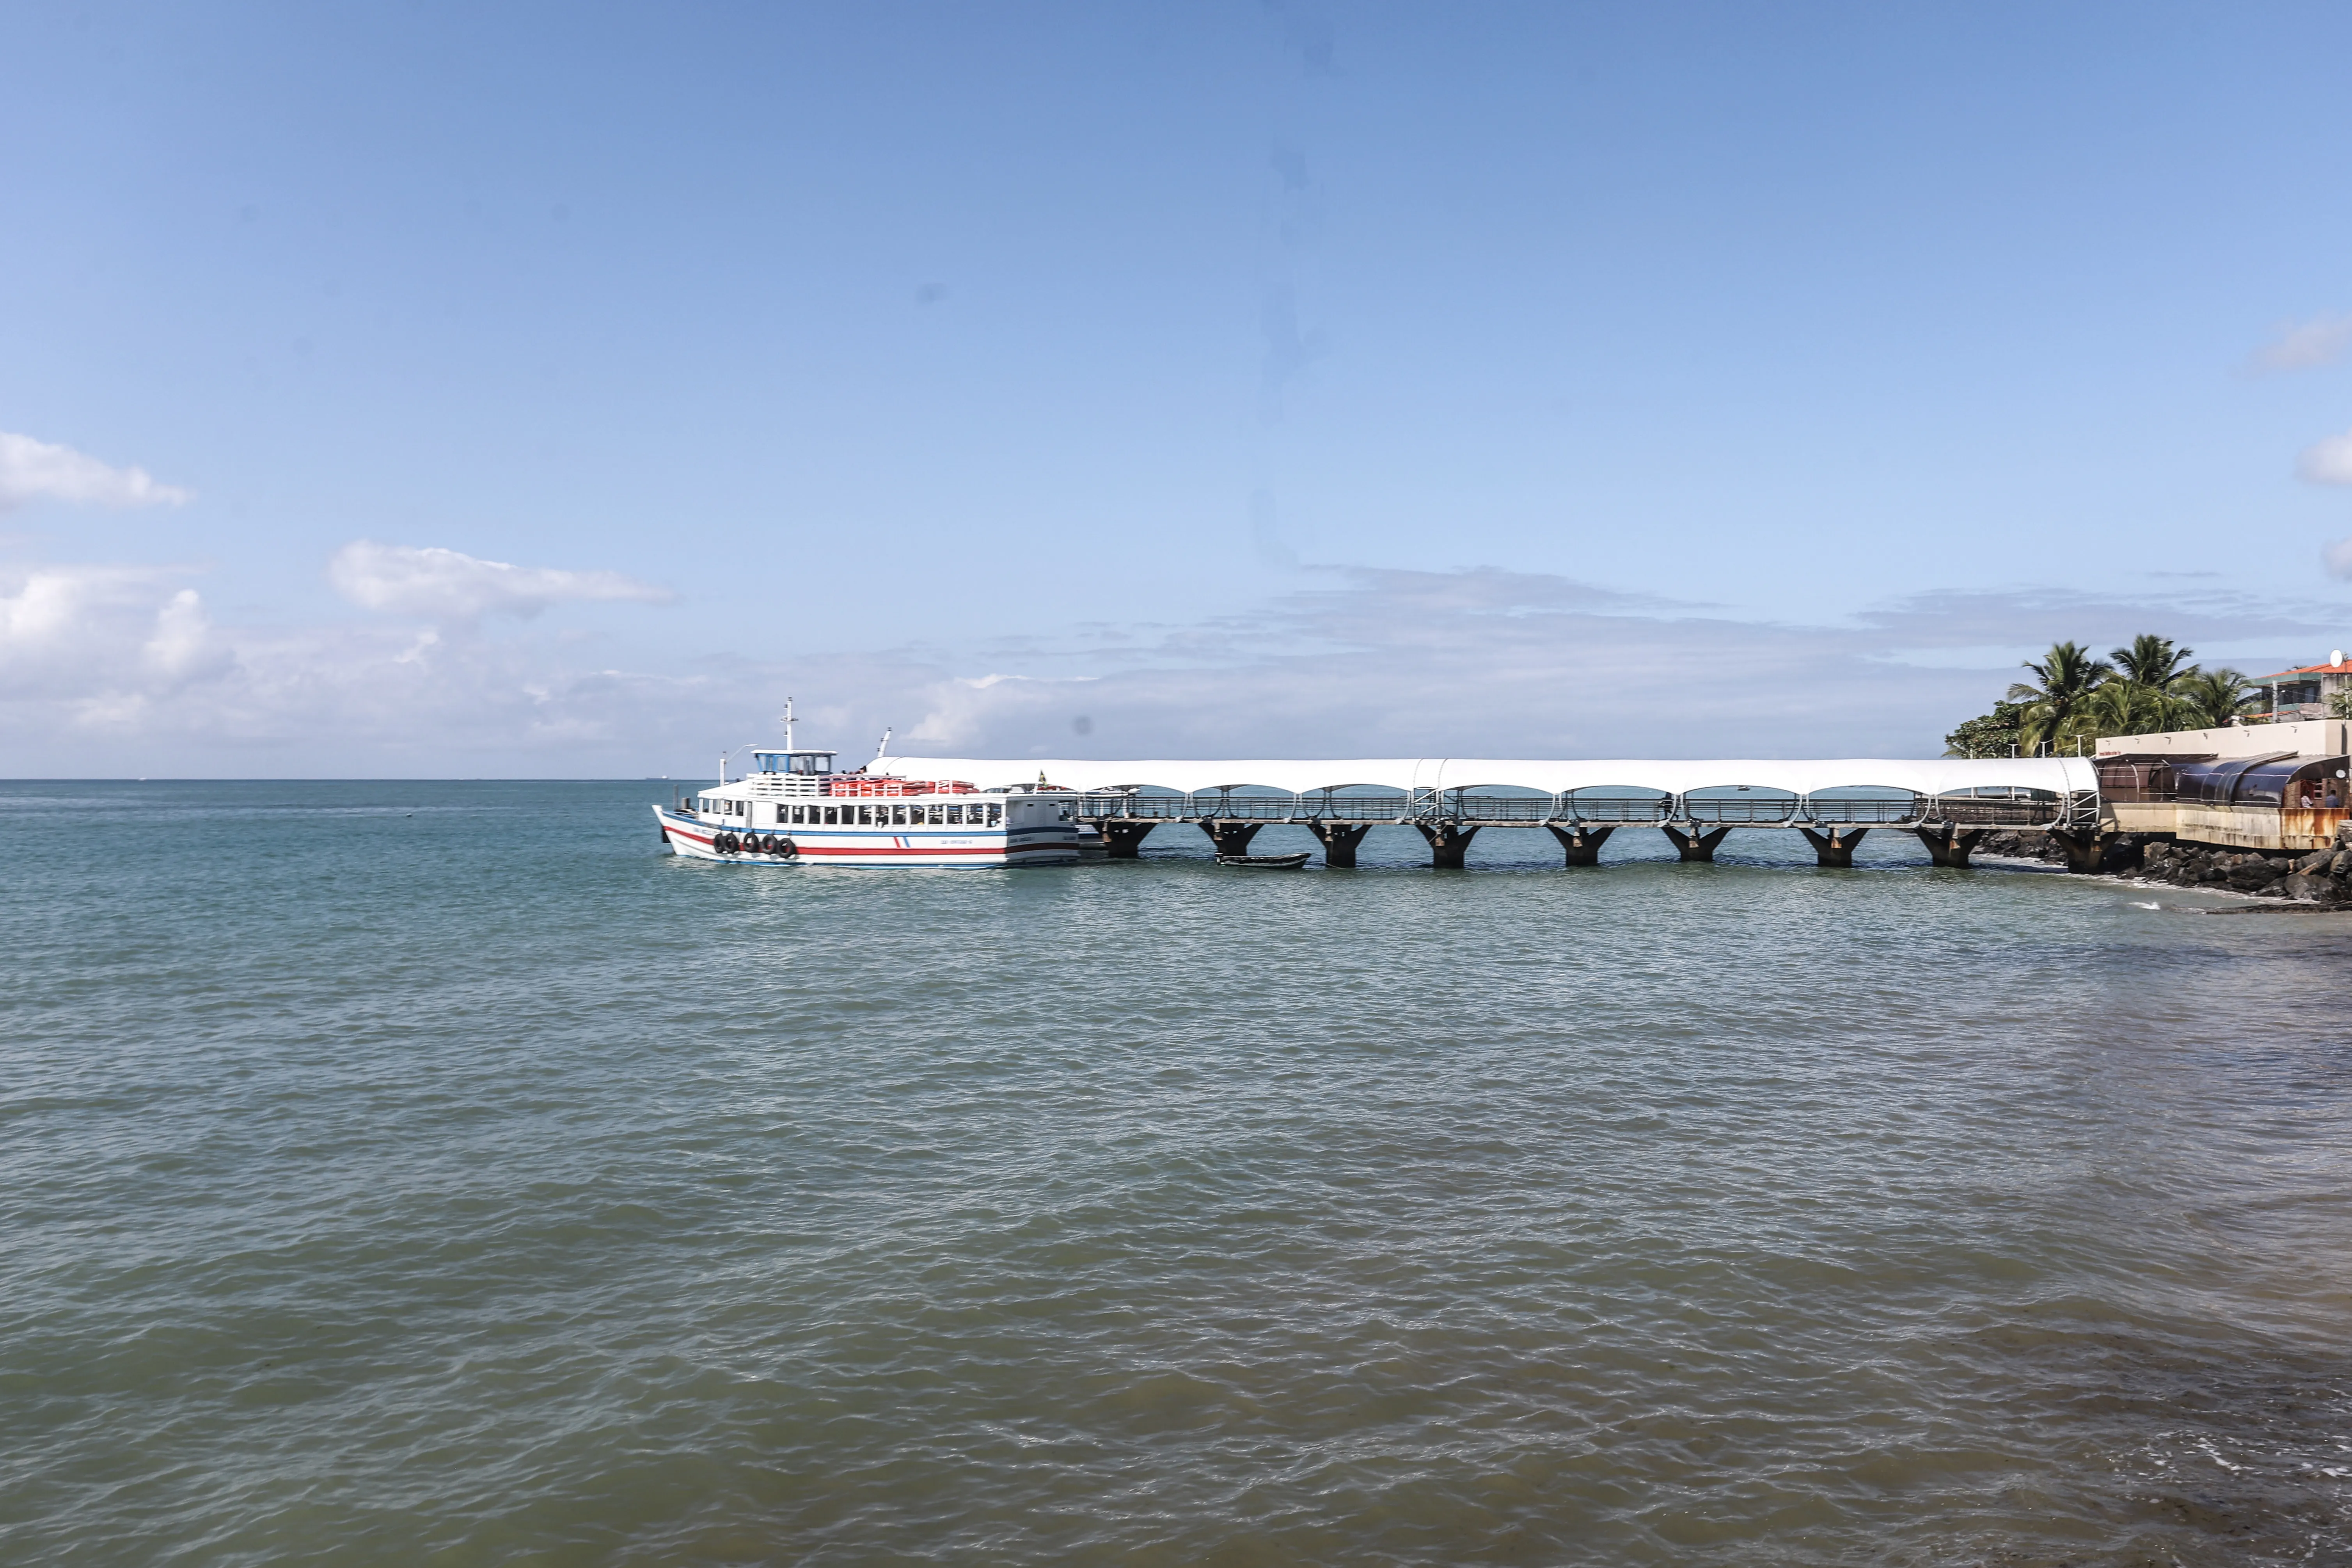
[
  {"left": 2115, "top": 802, "right": 2349, "bottom": 851},
  {"left": 2105, "top": 801, "right": 2180, "bottom": 836},
  {"left": 2096, "top": 718, "right": 2348, "bottom": 758}
]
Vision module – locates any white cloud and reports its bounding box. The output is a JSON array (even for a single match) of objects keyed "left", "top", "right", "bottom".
[
  {"left": 327, "top": 541, "right": 675, "bottom": 621},
  {"left": 0, "top": 566, "right": 234, "bottom": 732},
  {"left": 2297, "top": 429, "right": 2352, "bottom": 486},
  {"left": 0, "top": 431, "right": 192, "bottom": 511},
  {"left": 0, "top": 558, "right": 710, "bottom": 767},
  {"left": 142, "top": 588, "right": 230, "bottom": 683},
  {"left": 2253, "top": 313, "right": 2352, "bottom": 373}
]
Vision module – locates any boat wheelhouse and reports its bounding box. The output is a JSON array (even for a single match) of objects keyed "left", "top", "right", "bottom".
[{"left": 651, "top": 717, "right": 1081, "bottom": 868}]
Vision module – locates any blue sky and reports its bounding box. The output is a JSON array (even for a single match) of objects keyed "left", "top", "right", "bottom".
[{"left": 5, "top": 2, "right": 2352, "bottom": 773}]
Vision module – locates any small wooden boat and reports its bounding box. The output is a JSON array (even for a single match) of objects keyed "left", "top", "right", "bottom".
[{"left": 1217, "top": 852, "right": 1312, "bottom": 869}]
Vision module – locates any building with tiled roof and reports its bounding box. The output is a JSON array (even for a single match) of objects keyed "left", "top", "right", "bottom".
[{"left": 2256, "top": 651, "right": 2351, "bottom": 719}]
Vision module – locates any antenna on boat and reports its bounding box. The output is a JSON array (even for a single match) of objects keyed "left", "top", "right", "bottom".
[
  {"left": 873, "top": 726, "right": 892, "bottom": 765},
  {"left": 782, "top": 696, "right": 795, "bottom": 753}
]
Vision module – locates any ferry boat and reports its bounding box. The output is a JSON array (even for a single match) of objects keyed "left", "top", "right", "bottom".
[{"left": 651, "top": 709, "right": 1083, "bottom": 869}]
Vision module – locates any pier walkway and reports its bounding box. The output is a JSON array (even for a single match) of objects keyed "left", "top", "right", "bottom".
[{"left": 884, "top": 756, "right": 2104, "bottom": 868}]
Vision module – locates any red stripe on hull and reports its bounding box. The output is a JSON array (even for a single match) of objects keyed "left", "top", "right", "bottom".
[{"left": 660, "top": 817, "right": 1074, "bottom": 862}]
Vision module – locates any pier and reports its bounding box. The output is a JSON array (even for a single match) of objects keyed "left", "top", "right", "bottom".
[{"left": 883, "top": 756, "right": 2105, "bottom": 868}]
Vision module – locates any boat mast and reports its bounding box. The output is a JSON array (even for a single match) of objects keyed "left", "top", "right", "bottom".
[{"left": 783, "top": 696, "right": 795, "bottom": 755}]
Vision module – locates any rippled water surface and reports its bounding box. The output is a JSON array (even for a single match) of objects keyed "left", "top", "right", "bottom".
[{"left": 5, "top": 780, "right": 2352, "bottom": 1566}]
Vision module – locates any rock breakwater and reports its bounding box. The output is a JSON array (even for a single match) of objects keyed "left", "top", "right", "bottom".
[{"left": 1978, "top": 829, "right": 2352, "bottom": 903}]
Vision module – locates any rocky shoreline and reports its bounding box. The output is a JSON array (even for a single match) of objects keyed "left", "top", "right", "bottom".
[{"left": 1977, "top": 829, "right": 2352, "bottom": 904}]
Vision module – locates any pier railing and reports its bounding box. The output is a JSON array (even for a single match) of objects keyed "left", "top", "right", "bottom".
[{"left": 1066, "top": 788, "right": 2091, "bottom": 831}]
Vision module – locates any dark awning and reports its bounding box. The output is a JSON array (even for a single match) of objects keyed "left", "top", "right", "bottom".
[
  {"left": 2173, "top": 752, "right": 2320, "bottom": 806},
  {"left": 2233, "top": 756, "right": 2350, "bottom": 807}
]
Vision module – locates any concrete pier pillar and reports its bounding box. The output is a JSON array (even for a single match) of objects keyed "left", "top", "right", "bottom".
[
  {"left": 2043, "top": 828, "right": 2111, "bottom": 874},
  {"left": 1661, "top": 824, "right": 1733, "bottom": 862},
  {"left": 1308, "top": 820, "right": 1373, "bottom": 867},
  {"left": 1099, "top": 820, "right": 1157, "bottom": 858},
  {"left": 1415, "top": 821, "right": 1480, "bottom": 869},
  {"left": 1199, "top": 820, "right": 1264, "bottom": 857},
  {"left": 1914, "top": 825, "right": 1985, "bottom": 867},
  {"left": 1798, "top": 826, "right": 1870, "bottom": 867},
  {"left": 1545, "top": 823, "right": 1616, "bottom": 865}
]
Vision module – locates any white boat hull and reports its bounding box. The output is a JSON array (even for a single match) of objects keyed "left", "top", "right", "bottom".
[{"left": 654, "top": 806, "right": 1080, "bottom": 868}]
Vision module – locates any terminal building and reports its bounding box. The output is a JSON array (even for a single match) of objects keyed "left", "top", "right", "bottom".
[{"left": 2096, "top": 716, "right": 2348, "bottom": 853}]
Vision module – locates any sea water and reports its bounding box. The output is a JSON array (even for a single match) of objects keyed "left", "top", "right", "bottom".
[{"left": 3, "top": 780, "right": 2348, "bottom": 1566}]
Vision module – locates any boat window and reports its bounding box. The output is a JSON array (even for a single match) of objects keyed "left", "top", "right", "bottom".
[
  {"left": 852, "top": 804, "right": 869, "bottom": 825},
  {"left": 946, "top": 805, "right": 963, "bottom": 825},
  {"left": 890, "top": 805, "right": 905, "bottom": 825},
  {"left": 985, "top": 804, "right": 1001, "bottom": 826},
  {"left": 925, "top": 804, "right": 940, "bottom": 824},
  {"left": 822, "top": 806, "right": 839, "bottom": 825}
]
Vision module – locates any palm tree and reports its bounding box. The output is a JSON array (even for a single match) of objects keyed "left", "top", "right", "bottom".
[
  {"left": 2071, "top": 679, "right": 2168, "bottom": 750},
  {"left": 2174, "top": 667, "right": 2255, "bottom": 730},
  {"left": 2008, "top": 641, "right": 2115, "bottom": 754},
  {"left": 2110, "top": 633, "right": 2194, "bottom": 692}
]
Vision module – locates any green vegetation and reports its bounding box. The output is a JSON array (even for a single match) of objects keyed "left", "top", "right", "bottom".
[
  {"left": 1942, "top": 701, "right": 2026, "bottom": 759},
  {"left": 1944, "top": 636, "right": 2260, "bottom": 757}
]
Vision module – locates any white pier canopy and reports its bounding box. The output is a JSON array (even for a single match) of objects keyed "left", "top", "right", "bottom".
[
  {"left": 884, "top": 755, "right": 2097, "bottom": 799},
  {"left": 878, "top": 753, "right": 2101, "bottom": 869}
]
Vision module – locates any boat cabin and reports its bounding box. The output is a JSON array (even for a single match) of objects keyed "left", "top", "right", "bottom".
[{"left": 752, "top": 749, "right": 836, "bottom": 777}]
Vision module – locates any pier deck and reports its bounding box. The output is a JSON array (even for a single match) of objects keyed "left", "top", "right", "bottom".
[{"left": 883, "top": 756, "right": 2105, "bottom": 868}]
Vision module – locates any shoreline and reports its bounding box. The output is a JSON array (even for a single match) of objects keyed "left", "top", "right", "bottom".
[{"left": 1976, "top": 829, "right": 2352, "bottom": 908}]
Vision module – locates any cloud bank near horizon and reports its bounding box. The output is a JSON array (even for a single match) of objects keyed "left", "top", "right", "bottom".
[{"left": 2, "top": 556, "right": 2344, "bottom": 776}]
